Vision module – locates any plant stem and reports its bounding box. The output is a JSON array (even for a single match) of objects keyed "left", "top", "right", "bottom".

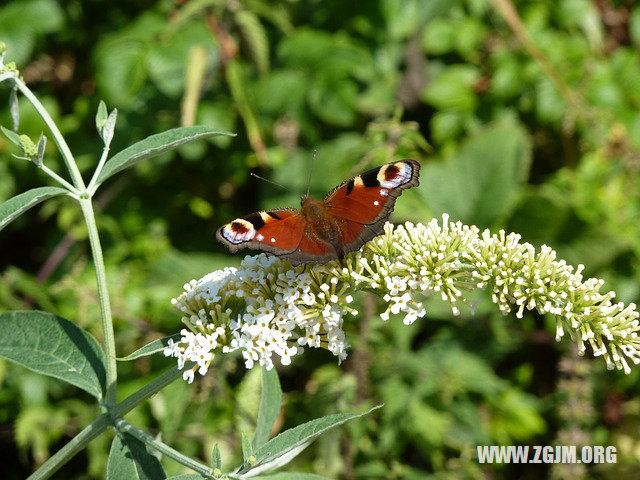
[
  {"left": 87, "top": 143, "right": 110, "bottom": 194},
  {"left": 26, "top": 414, "right": 112, "bottom": 480},
  {"left": 112, "top": 365, "right": 187, "bottom": 417},
  {"left": 115, "top": 419, "right": 215, "bottom": 477},
  {"left": 40, "top": 164, "right": 81, "bottom": 195},
  {"left": 0, "top": 72, "right": 16, "bottom": 83},
  {"left": 12, "top": 76, "right": 86, "bottom": 190},
  {"left": 79, "top": 197, "right": 117, "bottom": 406},
  {"left": 29, "top": 365, "right": 187, "bottom": 480}
]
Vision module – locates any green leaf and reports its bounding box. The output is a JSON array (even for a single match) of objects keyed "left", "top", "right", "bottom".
[
  {"left": 307, "top": 78, "right": 358, "bottom": 127},
  {"left": 165, "top": 476, "right": 206, "bottom": 480},
  {"left": 422, "top": 17, "right": 456, "bottom": 54},
  {"left": 255, "top": 70, "right": 307, "bottom": 114},
  {"left": 102, "top": 108, "right": 118, "bottom": 146},
  {"left": 95, "top": 38, "right": 148, "bottom": 106},
  {"left": 252, "top": 367, "right": 282, "bottom": 449},
  {"left": 235, "top": 9, "right": 270, "bottom": 73},
  {"left": 0, "top": 0, "right": 63, "bottom": 64},
  {"left": 241, "top": 0, "right": 294, "bottom": 34},
  {"left": 93, "top": 12, "right": 164, "bottom": 106},
  {"left": 96, "top": 100, "right": 108, "bottom": 134},
  {"left": 118, "top": 333, "right": 182, "bottom": 361},
  {"left": 1, "top": 124, "right": 21, "bottom": 146},
  {"left": 0, "top": 311, "right": 106, "bottom": 398},
  {"left": 430, "top": 111, "right": 464, "bottom": 144},
  {"left": 629, "top": 6, "right": 640, "bottom": 48},
  {"left": 107, "top": 432, "right": 166, "bottom": 480},
  {"left": 211, "top": 443, "right": 222, "bottom": 471},
  {"left": 0, "top": 186, "right": 69, "bottom": 232},
  {"left": 239, "top": 406, "right": 382, "bottom": 475},
  {"left": 95, "top": 126, "right": 236, "bottom": 186},
  {"left": 242, "top": 431, "right": 253, "bottom": 463},
  {"left": 421, "top": 120, "right": 532, "bottom": 227},
  {"left": 421, "top": 65, "right": 480, "bottom": 111},
  {"left": 382, "top": 0, "right": 455, "bottom": 41},
  {"left": 278, "top": 28, "right": 370, "bottom": 77},
  {"left": 254, "top": 474, "right": 333, "bottom": 480},
  {"left": 34, "top": 134, "right": 46, "bottom": 167},
  {"left": 145, "top": 23, "right": 212, "bottom": 98}
]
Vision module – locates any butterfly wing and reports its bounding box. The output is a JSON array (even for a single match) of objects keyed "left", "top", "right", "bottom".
[
  {"left": 323, "top": 160, "right": 420, "bottom": 253},
  {"left": 280, "top": 233, "right": 336, "bottom": 265},
  {"left": 216, "top": 208, "right": 307, "bottom": 256},
  {"left": 216, "top": 160, "right": 420, "bottom": 266}
]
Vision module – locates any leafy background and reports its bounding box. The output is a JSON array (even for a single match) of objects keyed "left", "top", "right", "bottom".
[{"left": 1, "top": 0, "right": 640, "bottom": 478}]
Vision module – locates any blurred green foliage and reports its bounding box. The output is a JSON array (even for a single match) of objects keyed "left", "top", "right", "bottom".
[{"left": 1, "top": 0, "right": 640, "bottom": 478}]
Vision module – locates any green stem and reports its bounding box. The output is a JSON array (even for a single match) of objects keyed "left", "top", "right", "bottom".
[
  {"left": 112, "top": 365, "right": 188, "bottom": 417},
  {"left": 0, "top": 71, "right": 16, "bottom": 83},
  {"left": 12, "top": 76, "right": 86, "bottom": 190},
  {"left": 115, "top": 419, "right": 214, "bottom": 477},
  {"left": 87, "top": 144, "right": 110, "bottom": 194},
  {"left": 79, "top": 197, "right": 117, "bottom": 406},
  {"left": 26, "top": 414, "right": 112, "bottom": 480},
  {"left": 29, "top": 366, "right": 187, "bottom": 480},
  {"left": 40, "top": 164, "right": 81, "bottom": 195}
]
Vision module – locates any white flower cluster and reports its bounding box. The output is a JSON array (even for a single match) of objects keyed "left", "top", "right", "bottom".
[
  {"left": 165, "top": 255, "right": 355, "bottom": 382},
  {"left": 350, "top": 216, "right": 479, "bottom": 323},
  {"left": 165, "top": 215, "right": 640, "bottom": 382},
  {"left": 465, "top": 229, "right": 640, "bottom": 373}
]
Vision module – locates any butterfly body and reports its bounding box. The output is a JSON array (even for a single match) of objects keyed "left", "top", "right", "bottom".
[
  {"left": 300, "top": 196, "right": 345, "bottom": 256},
  {"left": 217, "top": 160, "right": 420, "bottom": 265}
]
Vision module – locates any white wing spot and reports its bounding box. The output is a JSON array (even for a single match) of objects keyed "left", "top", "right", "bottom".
[
  {"left": 222, "top": 219, "right": 256, "bottom": 244},
  {"left": 380, "top": 189, "right": 389, "bottom": 196},
  {"left": 256, "top": 234, "right": 264, "bottom": 241},
  {"left": 271, "top": 237, "right": 276, "bottom": 243},
  {"left": 378, "top": 162, "right": 413, "bottom": 188},
  {"left": 374, "top": 200, "right": 379, "bottom": 206}
]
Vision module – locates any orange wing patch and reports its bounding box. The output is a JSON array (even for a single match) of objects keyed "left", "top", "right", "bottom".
[
  {"left": 297, "top": 234, "right": 332, "bottom": 255},
  {"left": 325, "top": 186, "right": 391, "bottom": 223},
  {"left": 254, "top": 212, "right": 306, "bottom": 251},
  {"left": 324, "top": 160, "right": 420, "bottom": 225},
  {"left": 216, "top": 209, "right": 305, "bottom": 254}
]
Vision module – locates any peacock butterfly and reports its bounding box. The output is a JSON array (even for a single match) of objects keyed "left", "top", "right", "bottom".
[{"left": 216, "top": 160, "right": 420, "bottom": 265}]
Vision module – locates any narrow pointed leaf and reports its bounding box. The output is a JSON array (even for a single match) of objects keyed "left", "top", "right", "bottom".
[
  {"left": 254, "top": 474, "right": 333, "bottom": 480},
  {"left": 235, "top": 10, "right": 270, "bottom": 73},
  {"left": 0, "top": 311, "right": 106, "bottom": 398},
  {"left": 212, "top": 443, "right": 222, "bottom": 471},
  {"left": 1, "top": 124, "right": 21, "bottom": 146},
  {"left": 107, "top": 432, "right": 166, "bottom": 480},
  {"left": 96, "top": 100, "right": 108, "bottom": 134},
  {"left": 166, "top": 476, "right": 206, "bottom": 480},
  {"left": 118, "top": 333, "right": 181, "bottom": 361},
  {"left": 239, "top": 442, "right": 310, "bottom": 477},
  {"left": 0, "top": 186, "right": 69, "bottom": 232},
  {"left": 239, "top": 406, "right": 382, "bottom": 475},
  {"left": 252, "top": 367, "right": 282, "bottom": 449},
  {"left": 103, "top": 108, "right": 118, "bottom": 146},
  {"left": 96, "top": 126, "right": 236, "bottom": 185},
  {"left": 242, "top": 431, "right": 253, "bottom": 463},
  {"left": 35, "top": 134, "right": 46, "bottom": 167}
]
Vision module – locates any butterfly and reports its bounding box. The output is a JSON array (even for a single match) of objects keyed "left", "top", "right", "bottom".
[{"left": 216, "top": 160, "right": 420, "bottom": 265}]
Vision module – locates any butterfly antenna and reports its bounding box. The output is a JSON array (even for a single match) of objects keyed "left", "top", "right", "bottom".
[
  {"left": 306, "top": 149, "right": 317, "bottom": 197},
  {"left": 250, "top": 172, "right": 289, "bottom": 192}
]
